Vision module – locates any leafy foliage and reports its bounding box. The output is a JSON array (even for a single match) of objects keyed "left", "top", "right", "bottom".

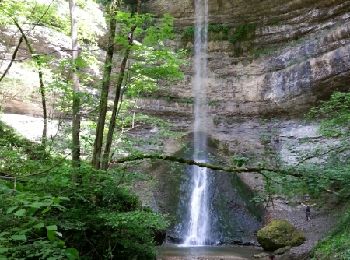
[
  {"left": 114, "top": 12, "right": 186, "bottom": 97},
  {"left": 229, "top": 23, "right": 256, "bottom": 44},
  {"left": 182, "top": 23, "right": 256, "bottom": 45},
  {"left": 0, "top": 0, "right": 70, "bottom": 32},
  {"left": 0, "top": 122, "right": 169, "bottom": 259},
  {"left": 312, "top": 207, "right": 350, "bottom": 259},
  {"left": 182, "top": 23, "right": 230, "bottom": 42},
  {"left": 308, "top": 92, "right": 350, "bottom": 137},
  {"left": 303, "top": 92, "right": 350, "bottom": 258}
]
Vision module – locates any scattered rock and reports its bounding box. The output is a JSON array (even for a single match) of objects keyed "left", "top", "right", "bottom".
[
  {"left": 257, "top": 219, "right": 305, "bottom": 251},
  {"left": 274, "top": 246, "right": 291, "bottom": 255},
  {"left": 253, "top": 252, "right": 270, "bottom": 258}
]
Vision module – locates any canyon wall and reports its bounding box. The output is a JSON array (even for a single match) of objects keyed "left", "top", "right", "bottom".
[{"left": 140, "top": 0, "right": 350, "bottom": 116}]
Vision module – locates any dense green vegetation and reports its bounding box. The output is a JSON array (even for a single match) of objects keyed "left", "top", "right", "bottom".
[
  {"left": 0, "top": 0, "right": 349, "bottom": 258},
  {"left": 312, "top": 208, "right": 350, "bottom": 259},
  {"left": 0, "top": 122, "right": 168, "bottom": 259},
  {"left": 307, "top": 92, "right": 350, "bottom": 259},
  {"left": 0, "top": 0, "right": 70, "bottom": 33},
  {"left": 0, "top": 0, "right": 184, "bottom": 258}
]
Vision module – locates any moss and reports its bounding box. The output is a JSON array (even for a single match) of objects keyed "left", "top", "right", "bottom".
[
  {"left": 252, "top": 46, "right": 278, "bottom": 58},
  {"left": 257, "top": 219, "right": 306, "bottom": 251},
  {"left": 182, "top": 26, "right": 195, "bottom": 42},
  {"left": 164, "top": 96, "right": 194, "bottom": 104},
  {"left": 229, "top": 23, "right": 256, "bottom": 45},
  {"left": 183, "top": 23, "right": 256, "bottom": 45},
  {"left": 181, "top": 23, "right": 231, "bottom": 43}
]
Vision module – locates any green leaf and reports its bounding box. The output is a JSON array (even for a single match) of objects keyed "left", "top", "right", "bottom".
[
  {"left": 66, "top": 248, "right": 79, "bottom": 260},
  {"left": 34, "top": 222, "right": 45, "bottom": 229},
  {"left": 47, "top": 230, "right": 56, "bottom": 242},
  {"left": 6, "top": 206, "right": 17, "bottom": 214},
  {"left": 41, "top": 207, "right": 51, "bottom": 214},
  {"left": 46, "top": 225, "right": 59, "bottom": 241},
  {"left": 10, "top": 234, "right": 26, "bottom": 241},
  {"left": 30, "top": 201, "right": 44, "bottom": 208},
  {"left": 0, "top": 232, "right": 9, "bottom": 238},
  {"left": 0, "top": 247, "right": 9, "bottom": 254},
  {"left": 46, "top": 225, "right": 58, "bottom": 231},
  {"left": 14, "top": 209, "right": 26, "bottom": 217}
]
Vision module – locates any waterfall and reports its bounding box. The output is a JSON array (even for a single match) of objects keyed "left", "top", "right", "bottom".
[{"left": 184, "top": 0, "right": 209, "bottom": 246}]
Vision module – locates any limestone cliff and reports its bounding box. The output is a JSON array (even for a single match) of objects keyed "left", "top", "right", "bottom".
[{"left": 139, "top": 0, "right": 350, "bottom": 115}]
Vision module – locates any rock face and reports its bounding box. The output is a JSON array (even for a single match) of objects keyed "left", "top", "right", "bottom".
[
  {"left": 257, "top": 219, "right": 306, "bottom": 251},
  {"left": 152, "top": 138, "right": 263, "bottom": 245},
  {"left": 140, "top": 0, "right": 350, "bottom": 116},
  {"left": 138, "top": 0, "right": 350, "bottom": 204}
]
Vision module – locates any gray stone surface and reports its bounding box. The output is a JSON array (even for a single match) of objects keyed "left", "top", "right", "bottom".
[{"left": 139, "top": 0, "right": 350, "bottom": 116}]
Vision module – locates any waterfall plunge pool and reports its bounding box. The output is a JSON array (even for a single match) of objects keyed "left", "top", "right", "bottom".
[{"left": 157, "top": 244, "right": 263, "bottom": 259}]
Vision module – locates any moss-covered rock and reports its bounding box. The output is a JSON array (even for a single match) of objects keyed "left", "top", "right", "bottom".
[{"left": 257, "top": 219, "right": 305, "bottom": 251}]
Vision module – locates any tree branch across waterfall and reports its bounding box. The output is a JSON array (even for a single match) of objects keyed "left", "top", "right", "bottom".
[{"left": 111, "top": 153, "right": 304, "bottom": 178}]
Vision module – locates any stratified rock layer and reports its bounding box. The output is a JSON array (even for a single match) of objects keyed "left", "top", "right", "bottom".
[{"left": 139, "top": 0, "right": 350, "bottom": 116}]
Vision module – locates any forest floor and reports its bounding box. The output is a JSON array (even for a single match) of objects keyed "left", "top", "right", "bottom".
[{"left": 267, "top": 198, "right": 342, "bottom": 259}]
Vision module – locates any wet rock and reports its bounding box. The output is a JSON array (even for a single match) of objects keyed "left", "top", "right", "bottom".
[
  {"left": 154, "top": 230, "right": 167, "bottom": 246},
  {"left": 257, "top": 219, "right": 305, "bottom": 251},
  {"left": 166, "top": 235, "right": 183, "bottom": 244},
  {"left": 274, "top": 246, "right": 291, "bottom": 255},
  {"left": 253, "top": 252, "right": 270, "bottom": 259}
]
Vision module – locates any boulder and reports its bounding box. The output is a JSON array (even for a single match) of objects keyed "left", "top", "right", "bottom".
[{"left": 257, "top": 219, "right": 305, "bottom": 251}]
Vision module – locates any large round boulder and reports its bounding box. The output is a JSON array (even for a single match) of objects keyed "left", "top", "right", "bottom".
[{"left": 257, "top": 219, "right": 305, "bottom": 251}]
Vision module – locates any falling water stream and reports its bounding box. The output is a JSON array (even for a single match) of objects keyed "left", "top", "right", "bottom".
[{"left": 183, "top": 0, "right": 210, "bottom": 246}]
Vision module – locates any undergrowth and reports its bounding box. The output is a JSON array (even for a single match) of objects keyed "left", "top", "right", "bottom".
[
  {"left": 0, "top": 121, "right": 168, "bottom": 259},
  {"left": 311, "top": 207, "right": 350, "bottom": 259}
]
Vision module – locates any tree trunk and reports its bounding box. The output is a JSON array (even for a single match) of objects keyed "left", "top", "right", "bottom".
[
  {"left": 0, "top": 36, "right": 23, "bottom": 83},
  {"left": 92, "top": 1, "right": 118, "bottom": 169},
  {"left": 69, "top": 0, "right": 81, "bottom": 167},
  {"left": 101, "top": 0, "right": 140, "bottom": 170},
  {"left": 100, "top": 48, "right": 130, "bottom": 170},
  {"left": 38, "top": 71, "right": 47, "bottom": 145},
  {"left": 13, "top": 20, "right": 48, "bottom": 145}
]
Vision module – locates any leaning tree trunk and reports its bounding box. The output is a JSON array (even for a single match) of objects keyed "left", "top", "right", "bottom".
[
  {"left": 92, "top": 1, "right": 118, "bottom": 169},
  {"left": 38, "top": 71, "right": 47, "bottom": 145},
  {"left": 0, "top": 36, "right": 23, "bottom": 83},
  {"left": 100, "top": 46, "right": 131, "bottom": 170},
  {"left": 69, "top": 0, "right": 81, "bottom": 167},
  {"left": 13, "top": 21, "right": 48, "bottom": 145},
  {"left": 101, "top": 0, "right": 141, "bottom": 170}
]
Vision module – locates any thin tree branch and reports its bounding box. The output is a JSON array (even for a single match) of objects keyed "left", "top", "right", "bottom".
[
  {"left": 0, "top": 1, "right": 60, "bottom": 83},
  {"left": 296, "top": 139, "right": 350, "bottom": 166},
  {"left": 0, "top": 36, "right": 24, "bottom": 83}
]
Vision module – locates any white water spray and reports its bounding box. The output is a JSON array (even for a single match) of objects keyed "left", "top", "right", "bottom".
[{"left": 184, "top": 0, "right": 209, "bottom": 246}]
